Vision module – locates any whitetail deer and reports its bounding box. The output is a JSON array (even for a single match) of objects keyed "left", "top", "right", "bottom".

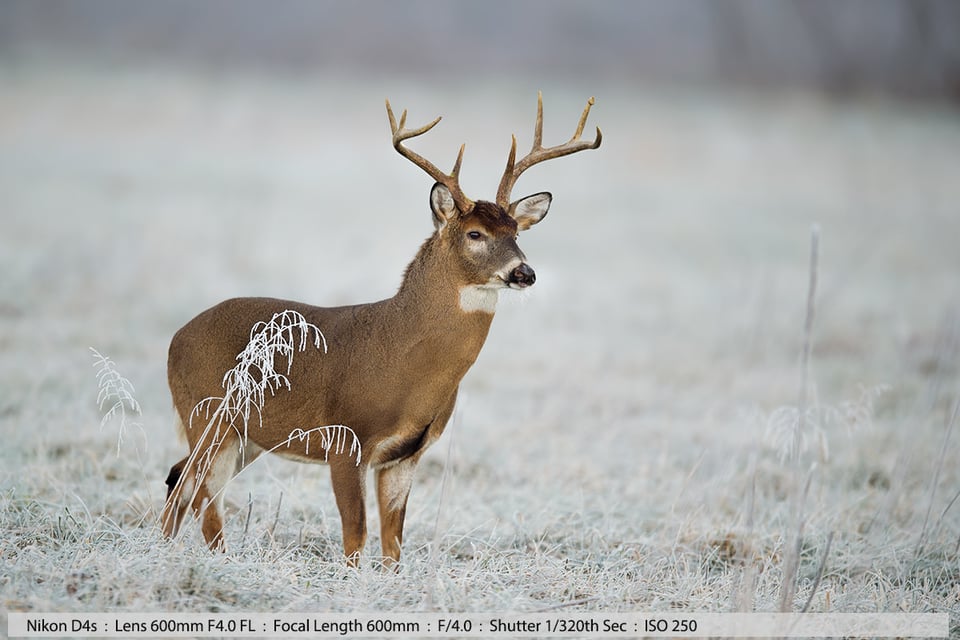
[{"left": 161, "top": 92, "right": 601, "bottom": 567}]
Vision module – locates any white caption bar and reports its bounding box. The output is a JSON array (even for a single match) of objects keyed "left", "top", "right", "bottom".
[{"left": 7, "top": 612, "right": 948, "bottom": 638}]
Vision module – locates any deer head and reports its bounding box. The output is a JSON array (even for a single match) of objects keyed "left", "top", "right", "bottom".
[{"left": 386, "top": 92, "right": 602, "bottom": 303}]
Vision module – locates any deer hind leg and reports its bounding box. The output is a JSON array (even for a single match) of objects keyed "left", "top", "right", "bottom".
[
  {"left": 330, "top": 460, "right": 368, "bottom": 567},
  {"left": 375, "top": 458, "right": 418, "bottom": 570},
  {"left": 161, "top": 455, "right": 190, "bottom": 539},
  {"left": 161, "top": 432, "right": 241, "bottom": 552}
]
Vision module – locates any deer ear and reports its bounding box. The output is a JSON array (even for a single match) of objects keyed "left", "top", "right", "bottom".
[
  {"left": 430, "top": 182, "right": 458, "bottom": 230},
  {"left": 508, "top": 192, "right": 551, "bottom": 231}
]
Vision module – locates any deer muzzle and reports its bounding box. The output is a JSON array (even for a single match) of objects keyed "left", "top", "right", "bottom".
[{"left": 508, "top": 263, "right": 536, "bottom": 288}]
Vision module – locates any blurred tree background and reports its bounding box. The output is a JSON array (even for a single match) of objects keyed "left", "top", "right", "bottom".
[{"left": 1, "top": 0, "right": 958, "bottom": 101}]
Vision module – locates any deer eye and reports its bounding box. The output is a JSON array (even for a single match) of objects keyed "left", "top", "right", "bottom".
[{"left": 466, "top": 231, "right": 484, "bottom": 241}]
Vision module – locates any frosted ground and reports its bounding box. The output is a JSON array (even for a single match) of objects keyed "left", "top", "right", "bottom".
[{"left": 1, "top": 64, "right": 959, "bottom": 622}]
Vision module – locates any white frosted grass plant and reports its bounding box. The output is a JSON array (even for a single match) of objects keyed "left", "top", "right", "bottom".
[
  {"left": 90, "top": 348, "right": 156, "bottom": 529},
  {"left": 90, "top": 348, "right": 145, "bottom": 457},
  {"left": 188, "top": 309, "right": 360, "bottom": 458},
  {"left": 761, "top": 384, "right": 890, "bottom": 464},
  {"left": 168, "top": 310, "right": 361, "bottom": 546},
  {"left": 187, "top": 310, "right": 322, "bottom": 438},
  {"left": 280, "top": 426, "right": 362, "bottom": 463},
  {"left": 747, "top": 228, "right": 908, "bottom": 616},
  {"left": 914, "top": 397, "right": 959, "bottom": 566},
  {"left": 189, "top": 310, "right": 326, "bottom": 440},
  {"left": 771, "top": 225, "right": 821, "bottom": 613}
]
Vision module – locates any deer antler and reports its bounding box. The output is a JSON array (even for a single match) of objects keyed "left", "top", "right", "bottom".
[
  {"left": 496, "top": 92, "right": 602, "bottom": 210},
  {"left": 386, "top": 99, "right": 473, "bottom": 213}
]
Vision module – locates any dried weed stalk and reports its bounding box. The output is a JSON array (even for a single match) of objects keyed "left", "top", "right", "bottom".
[
  {"left": 173, "top": 310, "right": 361, "bottom": 534},
  {"left": 90, "top": 347, "right": 145, "bottom": 456}
]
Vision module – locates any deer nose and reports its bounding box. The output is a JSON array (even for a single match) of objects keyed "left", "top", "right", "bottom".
[{"left": 509, "top": 263, "right": 536, "bottom": 288}]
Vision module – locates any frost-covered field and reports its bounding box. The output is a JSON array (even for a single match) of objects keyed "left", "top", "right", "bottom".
[{"left": 2, "top": 64, "right": 959, "bottom": 622}]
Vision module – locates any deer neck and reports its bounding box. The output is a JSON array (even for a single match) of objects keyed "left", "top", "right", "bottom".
[{"left": 392, "top": 234, "right": 496, "bottom": 349}]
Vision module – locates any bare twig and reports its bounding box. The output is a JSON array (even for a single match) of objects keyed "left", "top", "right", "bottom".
[
  {"left": 794, "top": 224, "right": 820, "bottom": 467},
  {"left": 780, "top": 463, "right": 817, "bottom": 611},
  {"left": 270, "top": 492, "right": 283, "bottom": 539},
  {"left": 240, "top": 493, "right": 253, "bottom": 551},
  {"left": 779, "top": 225, "right": 820, "bottom": 613},
  {"left": 734, "top": 455, "right": 758, "bottom": 612},
  {"left": 531, "top": 596, "right": 602, "bottom": 613},
  {"left": 915, "top": 395, "right": 959, "bottom": 564},
  {"left": 801, "top": 531, "right": 834, "bottom": 613},
  {"left": 423, "top": 400, "right": 461, "bottom": 608}
]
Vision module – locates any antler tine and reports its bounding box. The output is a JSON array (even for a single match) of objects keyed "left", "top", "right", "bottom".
[
  {"left": 571, "top": 96, "right": 594, "bottom": 141},
  {"left": 451, "top": 143, "right": 465, "bottom": 179},
  {"left": 532, "top": 91, "right": 544, "bottom": 151},
  {"left": 503, "top": 134, "right": 518, "bottom": 182},
  {"left": 496, "top": 93, "right": 602, "bottom": 210},
  {"left": 386, "top": 99, "right": 473, "bottom": 212}
]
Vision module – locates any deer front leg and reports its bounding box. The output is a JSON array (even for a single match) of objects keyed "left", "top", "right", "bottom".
[
  {"left": 330, "top": 461, "right": 368, "bottom": 567},
  {"left": 375, "top": 457, "right": 418, "bottom": 570}
]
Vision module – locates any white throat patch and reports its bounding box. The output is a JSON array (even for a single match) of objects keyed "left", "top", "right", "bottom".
[{"left": 459, "top": 285, "right": 499, "bottom": 314}]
